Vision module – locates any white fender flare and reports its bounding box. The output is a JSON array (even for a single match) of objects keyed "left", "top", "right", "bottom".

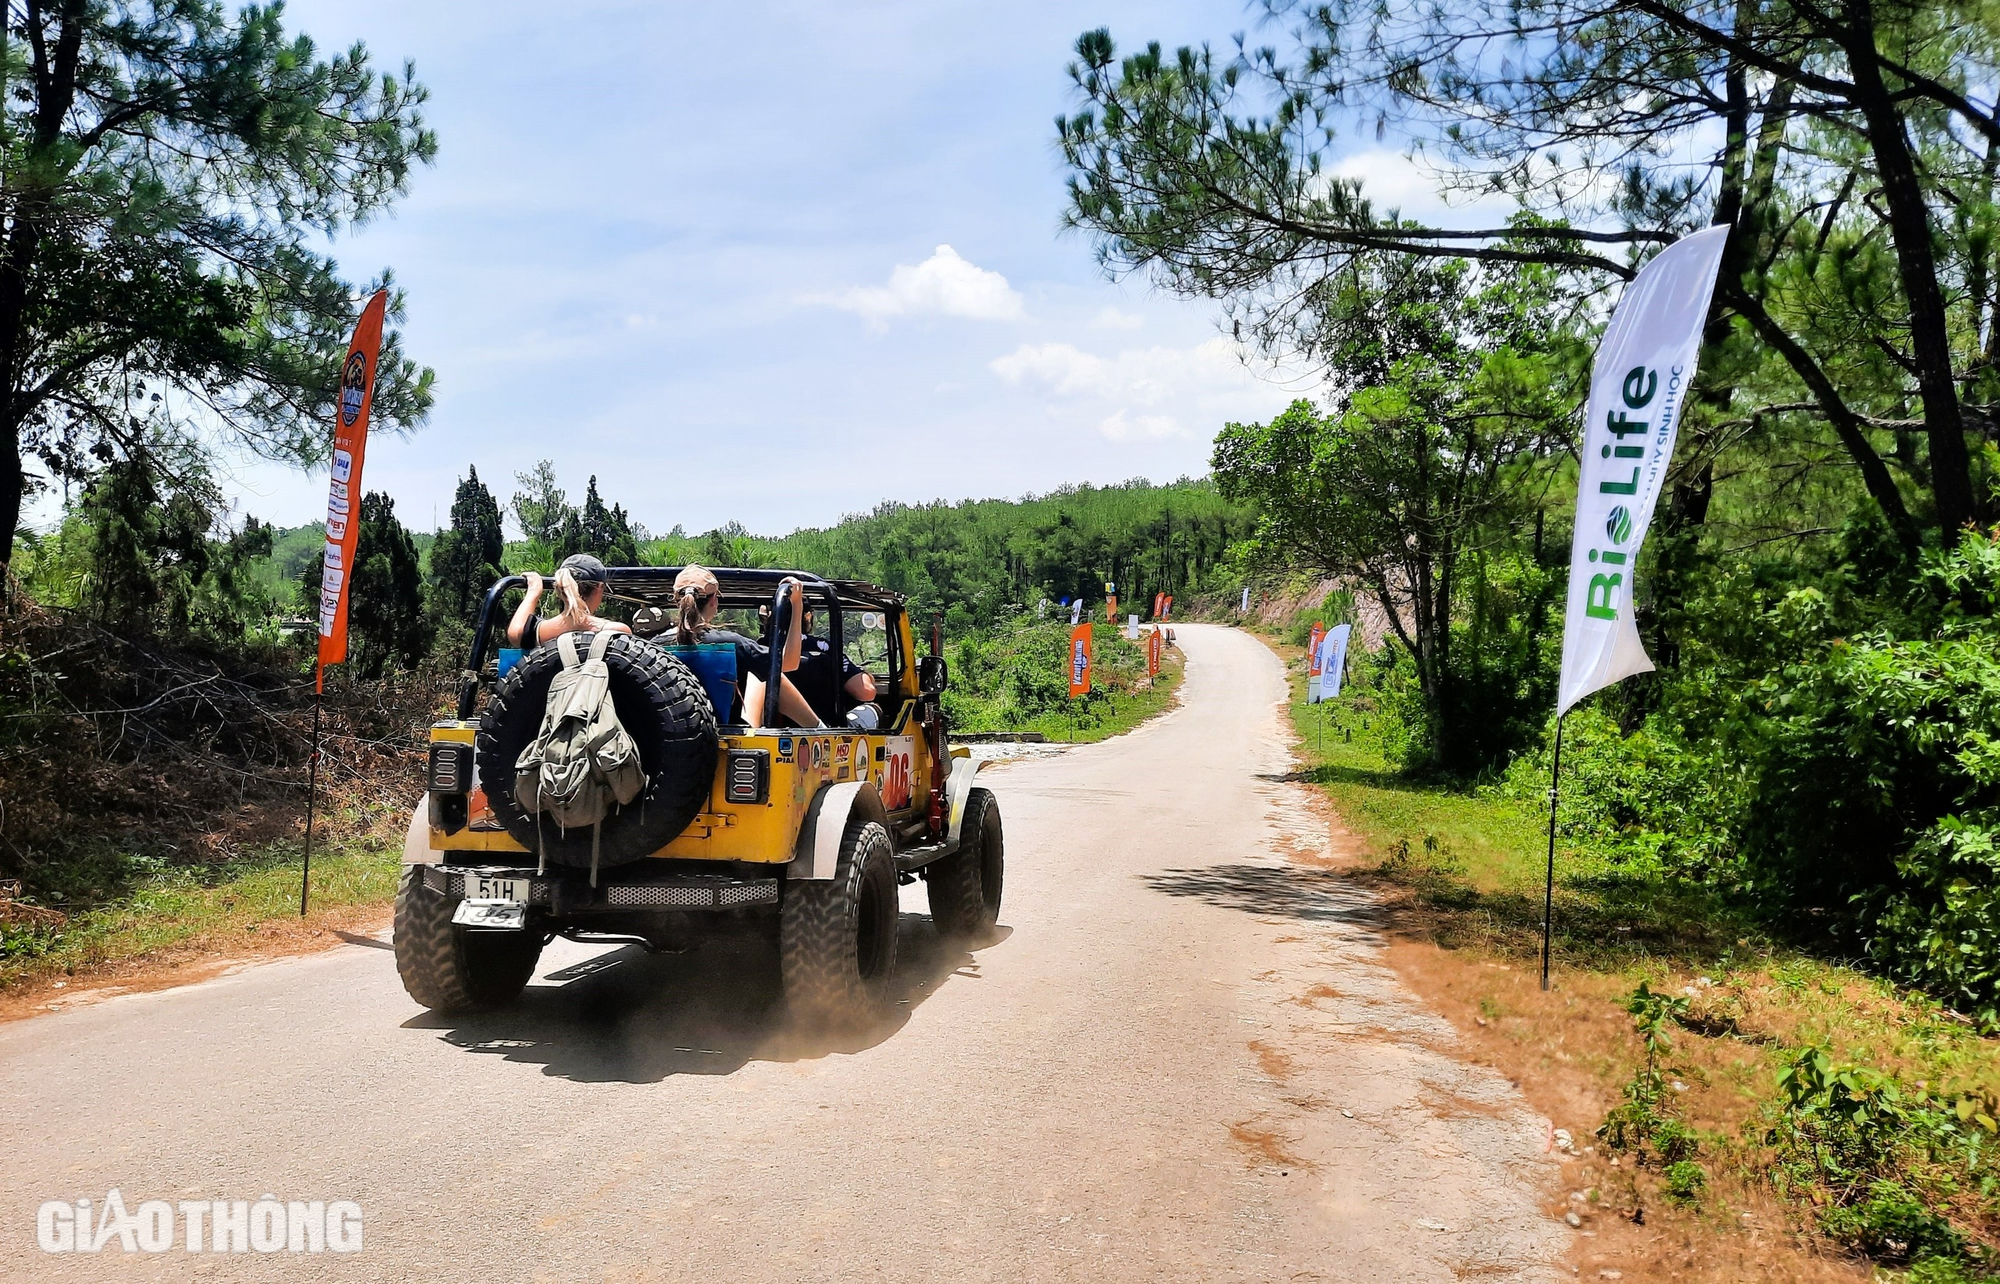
[
  {"left": 793, "top": 780, "right": 890, "bottom": 880},
  {"left": 944, "top": 755, "right": 988, "bottom": 850},
  {"left": 402, "top": 794, "right": 440, "bottom": 866}
]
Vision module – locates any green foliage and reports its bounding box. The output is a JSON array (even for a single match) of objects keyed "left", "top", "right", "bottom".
[
  {"left": 1057, "top": 1, "right": 2000, "bottom": 545},
  {"left": 1694, "top": 535, "right": 2000, "bottom": 1014},
  {"left": 1, "top": 0, "right": 436, "bottom": 567},
  {"left": 554, "top": 476, "right": 639, "bottom": 567},
  {"left": 1492, "top": 708, "right": 1738, "bottom": 875},
  {"left": 1661, "top": 1159, "right": 1708, "bottom": 1203},
  {"left": 510, "top": 461, "right": 569, "bottom": 547},
  {"left": 1599, "top": 981, "right": 1702, "bottom": 1164},
  {"left": 21, "top": 442, "right": 278, "bottom": 638},
  {"left": 1212, "top": 255, "right": 1579, "bottom": 775},
  {"left": 427, "top": 467, "right": 503, "bottom": 626},
  {"left": 1768, "top": 1048, "right": 1980, "bottom": 1264},
  {"left": 943, "top": 615, "right": 1160, "bottom": 737}
]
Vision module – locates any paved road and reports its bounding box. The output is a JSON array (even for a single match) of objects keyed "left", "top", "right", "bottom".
[{"left": 0, "top": 624, "right": 1564, "bottom": 1281}]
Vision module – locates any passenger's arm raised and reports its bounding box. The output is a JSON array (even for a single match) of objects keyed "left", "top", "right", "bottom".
[{"left": 505, "top": 572, "right": 545, "bottom": 647}]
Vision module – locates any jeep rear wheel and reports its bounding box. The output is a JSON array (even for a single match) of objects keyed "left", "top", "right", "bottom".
[
  {"left": 926, "top": 786, "right": 1003, "bottom": 940},
  {"left": 393, "top": 867, "right": 544, "bottom": 1013},
  {"left": 780, "top": 820, "right": 898, "bottom": 1028}
]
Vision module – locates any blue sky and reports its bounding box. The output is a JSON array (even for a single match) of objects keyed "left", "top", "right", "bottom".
[{"left": 191, "top": 0, "right": 1501, "bottom": 539}]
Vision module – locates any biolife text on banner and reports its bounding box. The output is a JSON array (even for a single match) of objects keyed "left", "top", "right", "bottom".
[{"left": 1556, "top": 225, "right": 1730, "bottom": 715}]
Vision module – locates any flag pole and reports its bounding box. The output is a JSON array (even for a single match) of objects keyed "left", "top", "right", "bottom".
[
  {"left": 301, "top": 671, "right": 323, "bottom": 917},
  {"left": 1540, "top": 713, "right": 1566, "bottom": 991}
]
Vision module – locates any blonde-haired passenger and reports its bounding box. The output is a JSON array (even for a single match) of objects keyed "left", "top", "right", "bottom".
[
  {"left": 505, "top": 554, "right": 631, "bottom": 651},
  {"left": 670, "top": 564, "right": 816, "bottom": 730}
]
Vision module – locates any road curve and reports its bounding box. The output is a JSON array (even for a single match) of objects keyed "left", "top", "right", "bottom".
[{"left": 0, "top": 623, "right": 1564, "bottom": 1282}]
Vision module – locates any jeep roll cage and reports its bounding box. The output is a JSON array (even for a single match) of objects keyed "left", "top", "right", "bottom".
[{"left": 458, "top": 566, "right": 910, "bottom": 724}]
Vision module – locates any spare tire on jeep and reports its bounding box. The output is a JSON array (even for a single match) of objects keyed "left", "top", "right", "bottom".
[{"left": 475, "top": 634, "right": 717, "bottom": 868}]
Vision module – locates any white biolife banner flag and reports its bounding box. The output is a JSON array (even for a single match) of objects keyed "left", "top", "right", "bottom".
[
  {"left": 1557, "top": 225, "right": 1730, "bottom": 715},
  {"left": 1315, "top": 624, "right": 1351, "bottom": 703}
]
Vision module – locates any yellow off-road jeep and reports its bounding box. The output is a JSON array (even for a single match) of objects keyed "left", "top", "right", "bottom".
[{"left": 394, "top": 567, "right": 1002, "bottom": 1026}]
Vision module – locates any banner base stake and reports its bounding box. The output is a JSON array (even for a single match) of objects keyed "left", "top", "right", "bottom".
[
  {"left": 1541, "top": 713, "right": 1566, "bottom": 991},
  {"left": 302, "top": 684, "right": 322, "bottom": 918}
]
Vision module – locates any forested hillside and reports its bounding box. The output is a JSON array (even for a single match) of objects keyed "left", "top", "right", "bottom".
[{"left": 201, "top": 469, "right": 1250, "bottom": 641}]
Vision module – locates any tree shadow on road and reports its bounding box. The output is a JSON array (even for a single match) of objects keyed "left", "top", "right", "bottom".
[
  {"left": 1142, "top": 864, "right": 1390, "bottom": 935},
  {"left": 400, "top": 915, "right": 1010, "bottom": 1085}
]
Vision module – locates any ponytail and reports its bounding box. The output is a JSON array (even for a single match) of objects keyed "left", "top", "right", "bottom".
[
  {"left": 553, "top": 568, "right": 592, "bottom": 633},
  {"left": 675, "top": 586, "right": 704, "bottom": 647}
]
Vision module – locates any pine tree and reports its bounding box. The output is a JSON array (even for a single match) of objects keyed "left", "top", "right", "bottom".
[
  {"left": 510, "top": 461, "right": 569, "bottom": 546},
  {"left": 0, "top": 4, "right": 437, "bottom": 574},
  {"left": 428, "top": 466, "right": 504, "bottom": 623},
  {"left": 555, "top": 476, "right": 637, "bottom": 566}
]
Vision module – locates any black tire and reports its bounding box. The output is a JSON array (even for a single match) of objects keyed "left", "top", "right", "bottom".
[
  {"left": 475, "top": 633, "right": 717, "bottom": 869},
  {"left": 925, "top": 786, "right": 1004, "bottom": 940},
  {"left": 393, "top": 867, "right": 543, "bottom": 1013},
  {"left": 780, "top": 820, "right": 899, "bottom": 1028}
]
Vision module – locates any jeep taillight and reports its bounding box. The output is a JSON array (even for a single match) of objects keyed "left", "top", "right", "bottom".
[
  {"left": 428, "top": 742, "right": 473, "bottom": 794},
  {"left": 725, "top": 750, "right": 769, "bottom": 804}
]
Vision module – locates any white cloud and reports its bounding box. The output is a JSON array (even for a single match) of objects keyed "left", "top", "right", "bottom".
[
  {"left": 1098, "top": 410, "right": 1186, "bottom": 441},
  {"left": 989, "top": 336, "right": 1288, "bottom": 447},
  {"left": 988, "top": 337, "right": 1251, "bottom": 404},
  {"left": 1091, "top": 306, "right": 1144, "bottom": 330},
  {"left": 1329, "top": 148, "right": 1519, "bottom": 226},
  {"left": 807, "top": 244, "right": 1024, "bottom": 323}
]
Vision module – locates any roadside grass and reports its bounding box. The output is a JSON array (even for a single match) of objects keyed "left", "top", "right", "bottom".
[
  {"left": 0, "top": 835, "right": 398, "bottom": 997},
  {"left": 1268, "top": 635, "right": 2000, "bottom": 1282},
  {"left": 1022, "top": 645, "right": 1184, "bottom": 744},
  {"left": 953, "top": 639, "right": 1185, "bottom": 744}
]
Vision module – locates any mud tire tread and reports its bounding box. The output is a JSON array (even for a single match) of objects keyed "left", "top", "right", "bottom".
[
  {"left": 394, "top": 867, "right": 542, "bottom": 1013},
  {"left": 925, "top": 787, "right": 1003, "bottom": 940},
  {"left": 780, "top": 821, "right": 898, "bottom": 1028}
]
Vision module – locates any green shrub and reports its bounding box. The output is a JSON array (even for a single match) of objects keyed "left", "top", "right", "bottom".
[
  {"left": 1817, "top": 1180, "right": 1964, "bottom": 1264},
  {"left": 1764, "top": 1046, "right": 1995, "bottom": 1266},
  {"left": 1724, "top": 536, "right": 2000, "bottom": 1015},
  {"left": 943, "top": 613, "right": 1155, "bottom": 734},
  {"left": 1491, "top": 707, "right": 1738, "bottom": 875},
  {"left": 1661, "top": 1159, "right": 1707, "bottom": 1202}
]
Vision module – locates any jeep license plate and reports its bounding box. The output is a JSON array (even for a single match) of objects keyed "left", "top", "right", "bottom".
[
  {"left": 465, "top": 875, "right": 525, "bottom": 903},
  {"left": 452, "top": 899, "right": 527, "bottom": 929}
]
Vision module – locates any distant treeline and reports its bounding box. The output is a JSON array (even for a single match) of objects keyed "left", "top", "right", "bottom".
[{"left": 239, "top": 464, "right": 1254, "bottom": 643}]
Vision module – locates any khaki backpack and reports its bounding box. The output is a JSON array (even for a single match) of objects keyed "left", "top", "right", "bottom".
[{"left": 514, "top": 630, "right": 649, "bottom": 884}]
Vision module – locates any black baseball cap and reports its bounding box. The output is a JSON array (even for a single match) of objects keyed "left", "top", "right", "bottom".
[{"left": 559, "top": 553, "right": 607, "bottom": 585}]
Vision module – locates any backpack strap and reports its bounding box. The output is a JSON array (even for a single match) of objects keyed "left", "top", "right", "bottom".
[
  {"left": 558, "top": 631, "right": 583, "bottom": 670},
  {"left": 587, "top": 629, "right": 615, "bottom": 663}
]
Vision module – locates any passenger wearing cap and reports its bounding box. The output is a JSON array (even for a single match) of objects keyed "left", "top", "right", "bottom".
[
  {"left": 669, "top": 565, "right": 817, "bottom": 730},
  {"left": 504, "top": 554, "right": 630, "bottom": 651}
]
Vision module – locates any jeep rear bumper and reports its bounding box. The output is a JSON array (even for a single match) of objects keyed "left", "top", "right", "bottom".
[{"left": 419, "top": 864, "right": 780, "bottom": 913}]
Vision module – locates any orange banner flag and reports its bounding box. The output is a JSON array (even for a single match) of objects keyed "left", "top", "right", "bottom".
[
  {"left": 316, "top": 290, "right": 390, "bottom": 691},
  {"left": 1147, "top": 627, "right": 1162, "bottom": 677},
  {"left": 1068, "top": 621, "right": 1093, "bottom": 697}
]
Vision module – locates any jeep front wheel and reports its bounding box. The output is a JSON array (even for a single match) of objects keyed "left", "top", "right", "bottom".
[
  {"left": 780, "top": 820, "right": 898, "bottom": 1028},
  {"left": 393, "top": 867, "right": 543, "bottom": 1013},
  {"left": 926, "top": 786, "right": 1003, "bottom": 940}
]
